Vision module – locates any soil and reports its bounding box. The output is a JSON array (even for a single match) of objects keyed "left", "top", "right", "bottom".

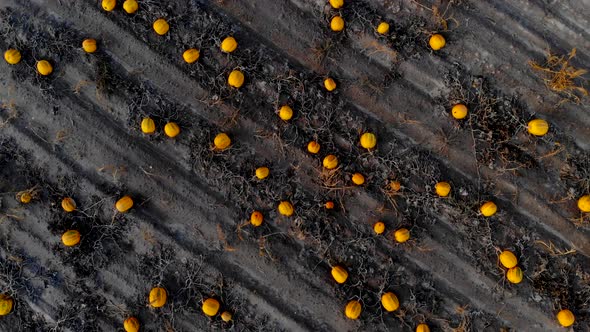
[{"left": 1, "top": 0, "right": 589, "bottom": 331}]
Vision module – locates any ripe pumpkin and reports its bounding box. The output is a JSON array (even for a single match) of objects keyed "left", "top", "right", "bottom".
[
  {"left": 250, "top": 211, "right": 263, "bottom": 227},
  {"left": 330, "top": 16, "right": 345, "bottom": 32},
  {"left": 255, "top": 167, "right": 269, "bottom": 180},
  {"left": 102, "top": 0, "right": 116, "bottom": 12},
  {"left": 183, "top": 48, "right": 200, "bottom": 64},
  {"left": 429, "top": 34, "right": 446, "bottom": 50},
  {"left": 141, "top": 117, "right": 156, "bottom": 134},
  {"left": 389, "top": 181, "right": 401, "bottom": 192},
  {"left": 115, "top": 195, "right": 134, "bottom": 213},
  {"left": 416, "top": 323, "right": 430, "bottom": 332},
  {"left": 577, "top": 195, "right": 590, "bottom": 212},
  {"left": 527, "top": 119, "right": 549, "bottom": 136},
  {"left": 221, "top": 36, "right": 238, "bottom": 53},
  {"left": 506, "top": 266, "right": 523, "bottom": 284},
  {"left": 279, "top": 105, "right": 293, "bottom": 121},
  {"left": 307, "top": 141, "right": 320, "bottom": 154},
  {"left": 123, "top": 316, "right": 140, "bottom": 332},
  {"left": 480, "top": 201, "right": 497, "bottom": 217},
  {"left": 556, "top": 309, "right": 575, "bottom": 327},
  {"left": 20, "top": 192, "right": 32, "bottom": 204},
  {"left": 82, "top": 39, "right": 97, "bottom": 53},
  {"left": 153, "top": 19, "right": 169, "bottom": 35},
  {"left": 324, "top": 78, "right": 337, "bottom": 91},
  {"left": 451, "top": 104, "right": 468, "bottom": 119},
  {"left": 221, "top": 311, "right": 232, "bottom": 322},
  {"left": 278, "top": 201, "right": 294, "bottom": 217},
  {"left": 381, "top": 292, "right": 399, "bottom": 312},
  {"left": 373, "top": 221, "right": 385, "bottom": 234},
  {"left": 394, "top": 228, "right": 410, "bottom": 243},
  {"left": 202, "top": 298, "right": 220, "bottom": 317},
  {"left": 37, "top": 60, "right": 53, "bottom": 76},
  {"left": 123, "top": 0, "right": 138, "bottom": 14},
  {"left": 214, "top": 133, "right": 231, "bottom": 150},
  {"left": 149, "top": 287, "right": 167, "bottom": 308},
  {"left": 435, "top": 182, "right": 451, "bottom": 197},
  {"left": 325, "top": 201, "right": 335, "bottom": 209},
  {"left": 164, "top": 122, "right": 180, "bottom": 138},
  {"left": 62, "top": 230, "right": 81, "bottom": 247},
  {"left": 331, "top": 266, "right": 348, "bottom": 284},
  {"left": 323, "top": 155, "right": 338, "bottom": 170},
  {"left": 4, "top": 49, "right": 21, "bottom": 65},
  {"left": 345, "top": 300, "right": 361, "bottom": 320},
  {"left": 499, "top": 250, "right": 518, "bottom": 269},
  {"left": 329, "top": 0, "right": 343, "bottom": 9},
  {"left": 351, "top": 173, "right": 365, "bottom": 185},
  {"left": 0, "top": 294, "right": 14, "bottom": 316},
  {"left": 228, "top": 70, "right": 245, "bottom": 88},
  {"left": 360, "top": 133, "right": 377, "bottom": 149},
  {"left": 61, "top": 197, "right": 77, "bottom": 212},
  {"left": 377, "top": 22, "right": 390, "bottom": 35}
]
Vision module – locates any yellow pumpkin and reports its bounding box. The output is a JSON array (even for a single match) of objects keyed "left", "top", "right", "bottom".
[
  {"left": 279, "top": 105, "right": 293, "bottom": 121},
  {"left": 577, "top": 195, "right": 590, "bottom": 212},
  {"left": 377, "top": 22, "right": 390, "bottom": 35},
  {"left": 329, "top": 0, "right": 343, "bottom": 9},
  {"left": 416, "top": 323, "right": 430, "bottom": 332},
  {"left": 228, "top": 70, "right": 245, "bottom": 88},
  {"left": 164, "top": 122, "right": 180, "bottom": 138},
  {"left": 202, "top": 298, "right": 220, "bottom": 317},
  {"left": 324, "top": 78, "right": 337, "bottom": 91},
  {"left": 19, "top": 192, "right": 32, "bottom": 204},
  {"left": 221, "top": 36, "right": 238, "bottom": 53},
  {"left": 307, "top": 141, "right": 320, "bottom": 154},
  {"left": 214, "top": 133, "right": 231, "bottom": 150},
  {"left": 451, "top": 104, "right": 468, "bottom": 119},
  {"left": 330, "top": 16, "right": 345, "bottom": 32},
  {"left": 323, "top": 155, "right": 338, "bottom": 170},
  {"left": 141, "top": 117, "right": 156, "bottom": 134},
  {"left": 123, "top": 316, "right": 140, "bottom": 332},
  {"left": 37, "top": 60, "right": 53, "bottom": 76},
  {"left": 62, "top": 230, "right": 81, "bottom": 247},
  {"left": 123, "top": 0, "right": 138, "bottom": 14},
  {"left": 255, "top": 167, "right": 269, "bottom": 180},
  {"left": 331, "top": 266, "right": 348, "bottom": 284},
  {"left": 278, "top": 201, "right": 294, "bottom": 217},
  {"left": 102, "top": 0, "right": 116, "bottom": 12},
  {"left": 250, "top": 211, "right": 263, "bottom": 227},
  {"left": 389, "top": 181, "right": 401, "bottom": 192},
  {"left": 61, "top": 197, "right": 77, "bottom": 212},
  {"left": 394, "top": 228, "right": 410, "bottom": 243},
  {"left": 506, "top": 266, "right": 523, "bottom": 284},
  {"left": 499, "top": 250, "right": 518, "bottom": 269},
  {"left": 149, "top": 287, "right": 167, "bottom": 308},
  {"left": 345, "top": 300, "right": 361, "bottom": 320},
  {"left": 527, "top": 119, "right": 549, "bottom": 136},
  {"left": 556, "top": 309, "right": 575, "bottom": 327},
  {"left": 429, "top": 34, "right": 446, "bottom": 50},
  {"left": 360, "top": 132, "right": 377, "bottom": 149},
  {"left": 351, "top": 173, "right": 365, "bottom": 185},
  {"left": 82, "top": 39, "right": 97, "bottom": 53},
  {"left": 381, "top": 292, "right": 399, "bottom": 312},
  {"left": 153, "top": 19, "right": 169, "bottom": 35},
  {"left": 480, "top": 201, "right": 497, "bottom": 217},
  {"left": 0, "top": 294, "right": 14, "bottom": 316},
  {"left": 325, "top": 201, "right": 335, "bottom": 209},
  {"left": 183, "top": 48, "right": 200, "bottom": 63},
  {"left": 221, "top": 311, "right": 232, "bottom": 322},
  {"left": 435, "top": 182, "right": 451, "bottom": 197},
  {"left": 115, "top": 195, "right": 134, "bottom": 213},
  {"left": 4, "top": 49, "right": 21, "bottom": 65},
  {"left": 373, "top": 221, "right": 385, "bottom": 234}
]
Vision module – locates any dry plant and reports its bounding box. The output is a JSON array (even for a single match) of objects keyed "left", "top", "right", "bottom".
[{"left": 535, "top": 240, "right": 576, "bottom": 256}]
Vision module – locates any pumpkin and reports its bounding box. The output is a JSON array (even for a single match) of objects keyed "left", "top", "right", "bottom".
[
  {"left": 451, "top": 104, "right": 468, "bottom": 119},
  {"left": 556, "top": 309, "right": 575, "bottom": 327},
  {"left": 394, "top": 228, "right": 410, "bottom": 243},
  {"left": 373, "top": 221, "right": 385, "bottom": 235},
  {"left": 389, "top": 181, "right": 401, "bottom": 192},
  {"left": 62, "top": 230, "right": 81, "bottom": 247},
  {"left": 329, "top": 0, "right": 343, "bottom": 9},
  {"left": 214, "top": 133, "right": 231, "bottom": 150},
  {"left": 527, "top": 119, "right": 549, "bottom": 136},
  {"left": 183, "top": 48, "right": 200, "bottom": 64},
  {"left": 221, "top": 311, "right": 232, "bottom": 322},
  {"left": 202, "top": 298, "right": 220, "bottom": 317},
  {"left": 102, "top": 0, "right": 116, "bottom": 12},
  {"left": 115, "top": 195, "right": 134, "bottom": 213},
  {"left": 345, "top": 300, "right": 361, "bottom": 320},
  {"left": 279, "top": 105, "right": 293, "bottom": 121},
  {"left": 164, "top": 122, "right": 180, "bottom": 138},
  {"left": 61, "top": 197, "right": 77, "bottom": 212},
  {"left": 330, "top": 16, "right": 345, "bottom": 32},
  {"left": 153, "top": 19, "right": 169, "bottom": 35},
  {"left": 351, "top": 173, "right": 365, "bottom": 185},
  {"left": 228, "top": 70, "right": 245, "bottom": 88},
  {"left": 4, "top": 49, "right": 21, "bottom": 65},
  {"left": 435, "top": 182, "right": 451, "bottom": 197},
  {"left": 141, "top": 117, "right": 156, "bottom": 134},
  {"left": 123, "top": 317, "right": 140, "bottom": 332},
  {"left": 278, "top": 201, "right": 294, "bottom": 217},
  {"left": 149, "top": 287, "right": 167, "bottom": 308},
  {"left": 37, "top": 60, "right": 53, "bottom": 76},
  {"left": 577, "top": 195, "right": 590, "bottom": 212},
  {"left": 499, "top": 250, "right": 518, "bottom": 269},
  {"left": 221, "top": 36, "right": 238, "bottom": 53},
  {"left": 381, "top": 292, "right": 399, "bottom": 312},
  {"left": 250, "top": 211, "right": 263, "bottom": 227},
  {"left": 82, "top": 39, "right": 97, "bottom": 53},
  {"left": 416, "top": 323, "right": 430, "bottom": 332},
  {"left": 325, "top": 201, "right": 335, "bottom": 209},
  {"left": 480, "top": 201, "right": 497, "bottom": 217},
  {"left": 429, "top": 34, "right": 446, "bottom": 50},
  {"left": 331, "top": 266, "right": 348, "bottom": 284},
  {"left": 506, "top": 266, "right": 523, "bottom": 284},
  {"left": 307, "top": 141, "right": 320, "bottom": 154},
  {"left": 123, "top": 0, "right": 138, "bottom": 14},
  {"left": 0, "top": 294, "right": 14, "bottom": 316},
  {"left": 323, "top": 155, "right": 338, "bottom": 170},
  {"left": 20, "top": 192, "right": 32, "bottom": 204},
  {"left": 324, "top": 78, "right": 337, "bottom": 91},
  {"left": 377, "top": 22, "right": 390, "bottom": 35},
  {"left": 360, "top": 133, "right": 377, "bottom": 149},
  {"left": 255, "top": 167, "right": 269, "bottom": 180}
]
